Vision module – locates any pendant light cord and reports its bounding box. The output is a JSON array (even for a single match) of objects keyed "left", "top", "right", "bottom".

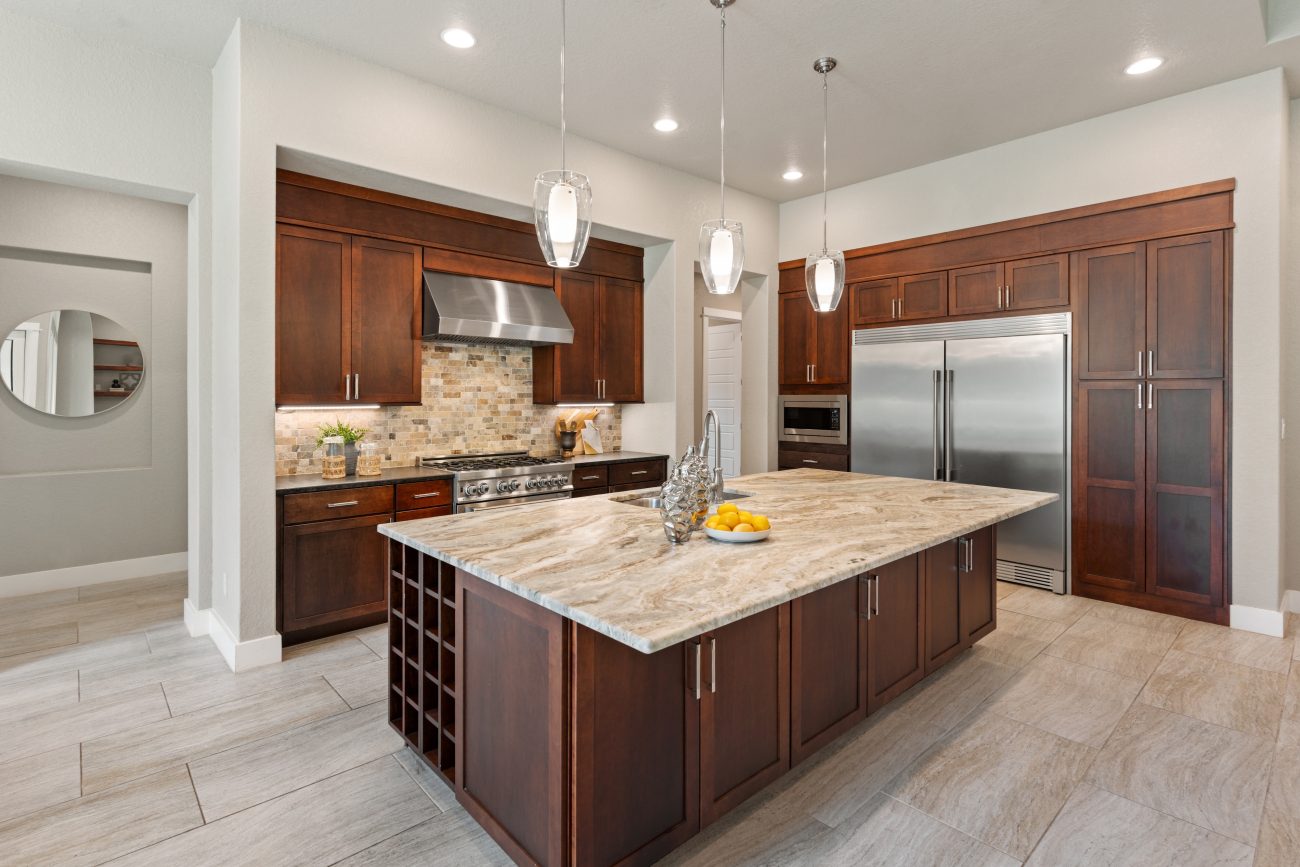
[
  {"left": 821, "top": 69, "right": 828, "bottom": 252},
  {"left": 719, "top": 2, "right": 726, "bottom": 221},
  {"left": 560, "top": 0, "right": 567, "bottom": 172}
]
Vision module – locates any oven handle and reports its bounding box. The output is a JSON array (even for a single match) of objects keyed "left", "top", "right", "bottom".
[{"left": 457, "top": 491, "right": 573, "bottom": 513}]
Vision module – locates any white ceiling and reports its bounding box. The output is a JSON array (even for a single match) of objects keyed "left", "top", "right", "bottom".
[{"left": 5, "top": 0, "right": 1300, "bottom": 202}]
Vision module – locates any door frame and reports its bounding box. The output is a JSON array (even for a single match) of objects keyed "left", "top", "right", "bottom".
[{"left": 701, "top": 308, "right": 742, "bottom": 479}]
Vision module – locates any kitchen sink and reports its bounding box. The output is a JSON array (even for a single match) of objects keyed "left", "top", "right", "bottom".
[{"left": 617, "top": 491, "right": 751, "bottom": 509}]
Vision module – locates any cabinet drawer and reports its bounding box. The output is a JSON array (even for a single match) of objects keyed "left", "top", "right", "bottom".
[
  {"left": 395, "top": 479, "right": 452, "bottom": 511},
  {"left": 778, "top": 450, "right": 849, "bottom": 472},
  {"left": 395, "top": 505, "right": 452, "bottom": 521},
  {"left": 609, "top": 459, "right": 665, "bottom": 487},
  {"left": 572, "top": 465, "right": 610, "bottom": 490},
  {"left": 571, "top": 486, "right": 609, "bottom": 498},
  {"left": 282, "top": 485, "right": 394, "bottom": 525}
]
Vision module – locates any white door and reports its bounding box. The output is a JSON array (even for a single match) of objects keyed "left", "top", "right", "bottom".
[{"left": 706, "top": 322, "right": 741, "bottom": 478}]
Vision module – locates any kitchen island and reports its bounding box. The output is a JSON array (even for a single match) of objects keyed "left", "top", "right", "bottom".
[{"left": 379, "top": 468, "right": 1055, "bottom": 866}]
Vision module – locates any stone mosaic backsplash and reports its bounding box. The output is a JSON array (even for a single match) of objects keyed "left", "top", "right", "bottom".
[{"left": 275, "top": 342, "right": 621, "bottom": 476}]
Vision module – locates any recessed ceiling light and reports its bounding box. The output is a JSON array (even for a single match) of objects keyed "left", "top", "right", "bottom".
[
  {"left": 1125, "top": 56, "right": 1164, "bottom": 75},
  {"left": 440, "top": 28, "right": 476, "bottom": 49},
  {"left": 653, "top": 118, "right": 679, "bottom": 132},
  {"left": 782, "top": 169, "right": 803, "bottom": 181}
]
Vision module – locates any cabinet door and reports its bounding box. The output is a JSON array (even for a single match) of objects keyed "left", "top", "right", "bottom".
[
  {"left": 1074, "top": 381, "right": 1146, "bottom": 595},
  {"left": 598, "top": 277, "right": 644, "bottom": 402},
  {"left": 810, "top": 299, "right": 850, "bottom": 385},
  {"left": 851, "top": 278, "right": 898, "bottom": 326},
  {"left": 350, "top": 237, "right": 422, "bottom": 404},
  {"left": 898, "top": 272, "right": 948, "bottom": 321},
  {"left": 866, "top": 554, "right": 925, "bottom": 714},
  {"left": 281, "top": 512, "right": 389, "bottom": 634},
  {"left": 699, "top": 605, "right": 790, "bottom": 826},
  {"left": 276, "top": 225, "right": 350, "bottom": 404},
  {"left": 1146, "top": 233, "right": 1224, "bottom": 379},
  {"left": 551, "top": 271, "right": 602, "bottom": 402},
  {"left": 1075, "top": 244, "right": 1145, "bottom": 380},
  {"left": 779, "top": 293, "right": 815, "bottom": 386},
  {"left": 571, "top": 628, "right": 699, "bottom": 867},
  {"left": 959, "top": 525, "right": 996, "bottom": 644},
  {"left": 923, "top": 541, "right": 963, "bottom": 675},
  {"left": 1005, "top": 254, "right": 1069, "bottom": 311},
  {"left": 1146, "top": 381, "right": 1224, "bottom": 608},
  {"left": 790, "top": 579, "right": 867, "bottom": 765},
  {"left": 948, "top": 263, "right": 1004, "bottom": 316}
]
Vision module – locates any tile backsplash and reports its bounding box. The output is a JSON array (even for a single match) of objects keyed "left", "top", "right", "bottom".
[{"left": 275, "top": 342, "right": 621, "bottom": 475}]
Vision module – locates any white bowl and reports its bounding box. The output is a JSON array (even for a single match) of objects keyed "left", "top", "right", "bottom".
[{"left": 703, "top": 526, "right": 771, "bottom": 544}]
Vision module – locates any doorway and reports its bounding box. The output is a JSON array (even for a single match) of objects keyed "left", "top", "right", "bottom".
[{"left": 701, "top": 308, "right": 742, "bottom": 478}]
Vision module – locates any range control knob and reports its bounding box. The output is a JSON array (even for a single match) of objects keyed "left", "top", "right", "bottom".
[
  {"left": 509, "top": 480, "right": 521, "bottom": 491},
  {"left": 525, "top": 479, "right": 538, "bottom": 490},
  {"left": 477, "top": 482, "right": 490, "bottom": 496},
  {"left": 461, "top": 484, "right": 476, "bottom": 498},
  {"left": 497, "top": 481, "right": 510, "bottom": 493}
]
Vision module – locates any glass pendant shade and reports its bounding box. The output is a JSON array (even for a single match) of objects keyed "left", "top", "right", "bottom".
[
  {"left": 805, "top": 249, "right": 845, "bottom": 312},
  {"left": 533, "top": 169, "right": 592, "bottom": 268},
  {"left": 699, "top": 219, "right": 745, "bottom": 295}
]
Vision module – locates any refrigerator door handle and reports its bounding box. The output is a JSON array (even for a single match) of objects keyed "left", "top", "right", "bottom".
[
  {"left": 932, "top": 369, "right": 943, "bottom": 480},
  {"left": 944, "top": 370, "right": 954, "bottom": 481}
]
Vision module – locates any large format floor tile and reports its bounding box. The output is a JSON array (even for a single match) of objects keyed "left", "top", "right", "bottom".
[
  {"left": 0, "top": 621, "right": 78, "bottom": 660},
  {"left": 660, "top": 787, "right": 835, "bottom": 867},
  {"left": 891, "top": 651, "right": 1018, "bottom": 733},
  {"left": 1086, "top": 703, "right": 1272, "bottom": 845},
  {"left": 971, "top": 609, "right": 1066, "bottom": 669},
  {"left": 0, "top": 683, "right": 170, "bottom": 765},
  {"left": 189, "top": 702, "right": 403, "bottom": 820},
  {"left": 997, "top": 589, "right": 1096, "bottom": 625},
  {"left": 82, "top": 676, "right": 348, "bottom": 793},
  {"left": 336, "top": 809, "right": 512, "bottom": 867},
  {"left": 1280, "top": 664, "right": 1300, "bottom": 747},
  {"left": 1139, "top": 649, "right": 1286, "bottom": 738},
  {"left": 1265, "top": 743, "right": 1300, "bottom": 820},
  {"left": 0, "top": 744, "right": 81, "bottom": 824},
  {"left": 393, "top": 745, "right": 458, "bottom": 812},
  {"left": 325, "top": 657, "right": 389, "bottom": 708},
  {"left": 79, "top": 641, "right": 231, "bottom": 702},
  {"left": 1043, "top": 612, "right": 1177, "bottom": 679},
  {"left": 1173, "top": 620, "right": 1294, "bottom": 674},
  {"left": 0, "top": 632, "right": 150, "bottom": 685},
  {"left": 1255, "top": 808, "right": 1300, "bottom": 867},
  {"left": 1084, "top": 599, "right": 1189, "bottom": 635},
  {"left": 885, "top": 710, "right": 1096, "bottom": 860},
  {"left": 1024, "top": 783, "right": 1253, "bottom": 867},
  {"left": 0, "top": 765, "right": 202, "bottom": 867},
  {"left": 0, "top": 669, "right": 79, "bottom": 724},
  {"left": 985, "top": 653, "right": 1144, "bottom": 747},
  {"left": 112, "top": 756, "right": 437, "bottom": 867}
]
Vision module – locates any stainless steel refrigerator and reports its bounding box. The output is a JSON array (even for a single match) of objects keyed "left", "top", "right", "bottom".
[{"left": 851, "top": 313, "right": 1070, "bottom": 593}]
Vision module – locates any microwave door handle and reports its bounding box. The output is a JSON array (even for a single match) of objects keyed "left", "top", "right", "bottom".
[{"left": 932, "top": 370, "right": 942, "bottom": 481}]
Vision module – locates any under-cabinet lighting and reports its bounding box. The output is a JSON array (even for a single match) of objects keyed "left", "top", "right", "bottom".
[
  {"left": 557, "top": 403, "right": 615, "bottom": 408},
  {"left": 277, "top": 404, "right": 382, "bottom": 412}
]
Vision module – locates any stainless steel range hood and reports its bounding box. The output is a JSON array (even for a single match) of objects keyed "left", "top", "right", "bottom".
[{"left": 422, "top": 271, "right": 574, "bottom": 346}]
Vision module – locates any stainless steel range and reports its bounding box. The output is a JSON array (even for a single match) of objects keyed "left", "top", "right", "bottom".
[{"left": 418, "top": 451, "right": 574, "bottom": 513}]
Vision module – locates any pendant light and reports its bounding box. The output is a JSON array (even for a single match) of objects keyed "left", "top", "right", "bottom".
[
  {"left": 699, "top": 0, "right": 744, "bottom": 295},
  {"left": 805, "top": 57, "right": 845, "bottom": 313},
  {"left": 534, "top": 0, "right": 592, "bottom": 268}
]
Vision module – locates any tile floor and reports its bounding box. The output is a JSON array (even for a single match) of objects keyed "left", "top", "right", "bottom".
[{"left": 0, "top": 575, "right": 1296, "bottom": 865}]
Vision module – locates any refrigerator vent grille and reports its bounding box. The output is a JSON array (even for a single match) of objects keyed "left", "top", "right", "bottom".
[
  {"left": 854, "top": 312, "right": 1071, "bottom": 345},
  {"left": 996, "top": 560, "right": 1061, "bottom": 592}
]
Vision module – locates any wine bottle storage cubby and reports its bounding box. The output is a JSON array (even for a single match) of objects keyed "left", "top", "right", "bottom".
[{"left": 387, "top": 538, "right": 458, "bottom": 784}]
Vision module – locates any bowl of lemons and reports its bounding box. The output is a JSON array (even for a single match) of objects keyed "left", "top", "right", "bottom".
[{"left": 703, "top": 502, "right": 771, "bottom": 543}]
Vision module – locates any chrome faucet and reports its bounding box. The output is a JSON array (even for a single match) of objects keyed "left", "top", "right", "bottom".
[{"left": 700, "top": 410, "right": 725, "bottom": 504}]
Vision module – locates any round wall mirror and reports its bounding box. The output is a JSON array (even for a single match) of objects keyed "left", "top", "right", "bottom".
[{"left": 1, "top": 310, "right": 145, "bottom": 417}]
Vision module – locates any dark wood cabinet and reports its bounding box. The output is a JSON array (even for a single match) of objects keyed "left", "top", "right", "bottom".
[
  {"left": 1075, "top": 381, "right": 1147, "bottom": 595},
  {"left": 1004, "top": 254, "right": 1068, "bottom": 311},
  {"left": 959, "top": 526, "right": 997, "bottom": 644},
  {"left": 1147, "top": 233, "right": 1225, "bottom": 380},
  {"left": 777, "top": 444, "right": 850, "bottom": 472},
  {"left": 570, "top": 457, "right": 668, "bottom": 497},
  {"left": 865, "top": 554, "right": 925, "bottom": 713},
  {"left": 699, "top": 605, "right": 790, "bottom": 826},
  {"left": 275, "top": 225, "right": 421, "bottom": 406},
  {"left": 535, "top": 272, "right": 645, "bottom": 404},
  {"left": 923, "top": 540, "right": 963, "bottom": 674},
  {"left": 779, "top": 292, "right": 849, "bottom": 388},
  {"left": 851, "top": 273, "right": 947, "bottom": 327},
  {"left": 1075, "top": 244, "right": 1146, "bottom": 380},
  {"left": 280, "top": 512, "right": 390, "bottom": 637},
  {"left": 790, "top": 578, "right": 867, "bottom": 765},
  {"left": 850, "top": 277, "right": 897, "bottom": 325},
  {"left": 948, "top": 262, "right": 1004, "bottom": 316}
]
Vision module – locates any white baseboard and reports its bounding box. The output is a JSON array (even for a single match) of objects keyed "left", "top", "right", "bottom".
[
  {"left": 183, "top": 597, "right": 210, "bottom": 637},
  {"left": 1229, "top": 603, "right": 1285, "bottom": 637},
  {"left": 0, "top": 552, "right": 188, "bottom": 598},
  {"left": 206, "top": 607, "right": 282, "bottom": 672}
]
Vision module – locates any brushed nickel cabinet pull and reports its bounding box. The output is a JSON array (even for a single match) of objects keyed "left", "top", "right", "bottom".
[
  {"left": 353, "top": 373, "right": 360, "bottom": 400},
  {"left": 580, "top": 474, "right": 601, "bottom": 481},
  {"left": 1137, "top": 351, "right": 1143, "bottom": 377},
  {"left": 345, "top": 374, "right": 351, "bottom": 401},
  {"left": 873, "top": 575, "right": 881, "bottom": 617},
  {"left": 1148, "top": 350, "right": 1154, "bottom": 375},
  {"left": 630, "top": 470, "right": 648, "bottom": 476},
  {"left": 802, "top": 459, "right": 819, "bottom": 464},
  {"left": 1148, "top": 382, "right": 1154, "bottom": 411},
  {"left": 709, "top": 637, "right": 718, "bottom": 694},
  {"left": 327, "top": 500, "right": 359, "bottom": 508},
  {"left": 1137, "top": 384, "right": 1143, "bottom": 410},
  {"left": 899, "top": 295, "right": 905, "bottom": 316},
  {"left": 411, "top": 492, "right": 441, "bottom": 500},
  {"left": 693, "top": 642, "right": 701, "bottom": 700}
]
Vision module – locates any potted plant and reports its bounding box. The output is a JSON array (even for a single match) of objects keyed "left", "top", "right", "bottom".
[{"left": 316, "top": 420, "right": 369, "bottom": 476}]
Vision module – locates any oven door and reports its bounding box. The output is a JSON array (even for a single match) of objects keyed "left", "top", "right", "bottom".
[
  {"left": 456, "top": 491, "right": 573, "bottom": 514},
  {"left": 779, "top": 396, "right": 847, "bottom": 445}
]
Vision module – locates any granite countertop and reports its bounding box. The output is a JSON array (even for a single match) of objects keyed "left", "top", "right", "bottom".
[
  {"left": 566, "top": 451, "right": 670, "bottom": 466},
  {"left": 275, "top": 465, "right": 454, "bottom": 496},
  {"left": 378, "top": 468, "right": 1056, "bottom": 653}
]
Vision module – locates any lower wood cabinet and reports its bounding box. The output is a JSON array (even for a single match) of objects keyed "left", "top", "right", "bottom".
[
  {"left": 865, "top": 554, "right": 926, "bottom": 713},
  {"left": 790, "top": 576, "right": 867, "bottom": 765},
  {"left": 571, "top": 457, "right": 668, "bottom": 498},
  {"left": 924, "top": 526, "right": 997, "bottom": 674}
]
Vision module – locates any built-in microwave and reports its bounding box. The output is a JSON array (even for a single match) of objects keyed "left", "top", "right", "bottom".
[{"left": 778, "top": 394, "right": 847, "bottom": 445}]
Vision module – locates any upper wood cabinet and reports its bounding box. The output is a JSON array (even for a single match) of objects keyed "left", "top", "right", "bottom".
[
  {"left": 1075, "top": 244, "right": 1146, "bottom": 380},
  {"left": 947, "top": 254, "right": 1068, "bottom": 317},
  {"left": 533, "top": 272, "right": 644, "bottom": 404},
  {"left": 948, "top": 262, "right": 1004, "bottom": 316},
  {"left": 851, "top": 273, "right": 947, "bottom": 326},
  {"left": 276, "top": 224, "right": 422, "bottom": 405},
  {"left": 1147, "top": 233, "right": 1225, "bottom": 379},
  {"left": 779, "top": 292, "right": 849, "bottom": 389}
]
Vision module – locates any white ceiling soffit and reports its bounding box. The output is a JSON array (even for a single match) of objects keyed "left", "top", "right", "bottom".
[{"left": 4, "top": 0, "right": 1300, "bottom": 202}]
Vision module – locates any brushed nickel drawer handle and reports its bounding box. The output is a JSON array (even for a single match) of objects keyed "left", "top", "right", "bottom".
[
  {"left": 580, "top": 474, "right": 602, "bottom": 481},
  {"left": 630, "top": 470, "right": 648, "bottom": 476},
  {"left": 802, "top": 459, "right": 819, "bottom": 464},
  {"left": 410, "top": 492, "right": 441, "bottom": 500},
  {"left": 709, "top": 637, "right": 718, "bottom": 694},
  {"left": 326, "top": 500, "right": 359, "bottom": 508}
]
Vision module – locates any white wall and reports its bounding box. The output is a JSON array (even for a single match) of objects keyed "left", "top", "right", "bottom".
[
  {"left": 782, "top": 70, "right": 1289, "bottom": 613},
  {"left": 0, "top": 10, "right": 212, "bottom": 603},
  {"left": 210, "top": 21, "right": 780, "bottom": 645},
  {"left": 1285, "top": 97, "right": 1300, "bottom": 596}
]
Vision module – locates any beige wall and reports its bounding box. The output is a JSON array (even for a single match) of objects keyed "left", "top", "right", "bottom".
[
  {"left": 1286, "top": 97, "right": 1300, "bottom": 597},
  {"left": 275, "top": 342, "right": 620, "bottom": 474}
]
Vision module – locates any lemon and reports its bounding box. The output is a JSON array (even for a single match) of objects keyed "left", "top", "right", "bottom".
[
  {"left": 717, "top": 503, "right": 739, "bottom": 515},
  {"left": 734, "top": 522, "right": 755, "bottom": 533},
  {"left": 705, "top": 517, "right": 720, "bottom": 530},
  {"left": 721, "top": 512, "right": 742, "bottom": 529},
  {"left": 737, "top": 511, "right": 754, "bottom": 523},
  {"left": 751, "top": 515, "right": 771, "bottom": 531}
]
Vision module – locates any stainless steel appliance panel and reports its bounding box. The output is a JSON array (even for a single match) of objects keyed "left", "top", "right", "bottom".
[
  {"left": 851, "top": 340, "right": 945, "bottom": 481},
  {"left": 944, "top": 334, "right": 1067, "bottom": 573},
  {"left": 457, "top": 491, "right": 572, "bottom": 513},
  {"left": 779, "top": 394, "right": 848, "bottom": 445}
]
